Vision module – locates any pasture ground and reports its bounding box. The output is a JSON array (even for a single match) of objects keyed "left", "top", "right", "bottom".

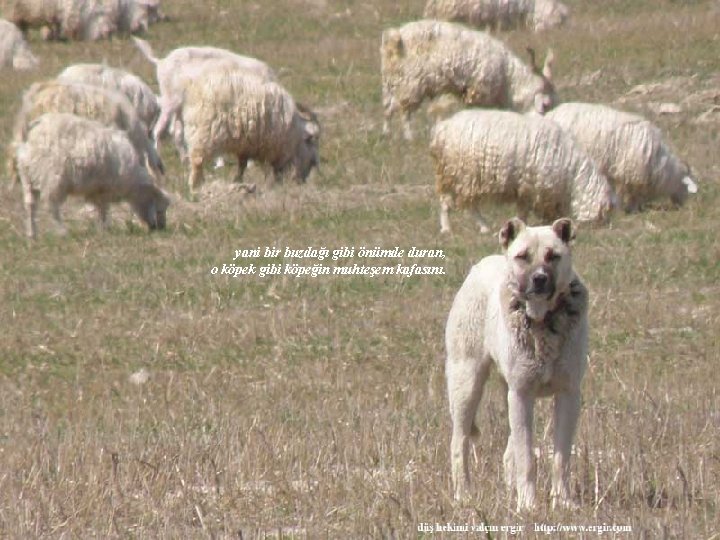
[{"left": 1, "top": 0, "right": 719, "bottom": 537}]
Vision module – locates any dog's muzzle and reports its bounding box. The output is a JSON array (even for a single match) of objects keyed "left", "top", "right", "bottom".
[{"left": 527, "top": 267, "right": 555, "bottom": 298}]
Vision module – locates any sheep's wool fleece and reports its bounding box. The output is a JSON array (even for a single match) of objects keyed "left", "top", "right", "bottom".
[
  {"left": 58, "top": 64, "right": 159, "bottom": 128},
  {"left": 424, "top": 0, "right": 567, "bottom": 30},
  {"left": 381, "top": 20, "right": 543, "bottom": 112},
  {"left": 183, "top": 72, "right": 298, "bottom": 165},
  {"left": 424, "top": 0, "right": 535, "bottom": 28},
  {"left": 18, "top": 113, "right": 149, "bottom": 197},
  {"left": 431, "top": 109, "right": 612, "bottom": 221},
  {"left": 0, "top": 19, "right": 39, "bottom": 69},
  {"left": 546, "top": 102, "right": 686, "bottom": 200},
  {"left": 10, "top": 0, "right": 113, "bottom": 39},
  {"left": 16, "top": 81, "right": 160, "bottom": 174}
]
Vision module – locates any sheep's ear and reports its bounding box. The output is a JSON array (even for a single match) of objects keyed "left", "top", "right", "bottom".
[
  {"left": 652, "top": 155, "right": 668, "bottom": 176},
  {"left": 682, "top": 176, "right": 698, "bottom": 194},
  {"left": 499, "top": 217, "right": 526, "bottom": 250},
  {"left": 304, "top": 121, "right": 320, "bottom": 140},
  {"left": 526, "top": 47, "right": 539, "bottom": 74},
  {"left": 542, "top": 49, "right": 555, "bottom": 80},
  {"left": 383, "top": 30, "right": 404, "bottom": 57},
  {"left": 552, "top": 218, "right": 574, "bottom": 244}
]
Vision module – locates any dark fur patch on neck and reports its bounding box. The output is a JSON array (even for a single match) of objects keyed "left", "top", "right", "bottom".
[{"left": 504, "top": 278, "right": 588, "bottom": 333}]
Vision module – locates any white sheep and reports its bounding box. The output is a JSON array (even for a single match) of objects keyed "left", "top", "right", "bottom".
[
  {"left": 103, "top": 0, "right": 165, "bottom": 34},
  {"left": 424, "top": 0, "right": 569, "bottom": 32},
  {"left": 0, "top": 19, "right": 39, "bottom": 70},
  {"left": 175, "top": 70, "right": 320, "bottom": 191},
  {"left": 6, "top": 0, "right": 116, "bottom": 41},
  {"left": 380, "top": 19, "right": 557, "bottom": 140},
  {"left": 10, "top": 80, "right": 164, "bottom": 182},
  {"left": 57, "top": 63, "right": 160, "bottom": 132},
  {"left": 430, "top": 109, "right": 616, "bottom": 233},
  {"left": 16, "top": 113, "right": 169, "bottom": 238},
  {"left": 132, "top": 36, "right": 277, "bottom": 154},
  {"left": 545, "top": 102, "right": 698, "bottom": 211}
]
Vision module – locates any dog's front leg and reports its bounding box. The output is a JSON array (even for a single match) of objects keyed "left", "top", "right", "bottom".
[
  {"left": 508, "top": 389, "right": 536, "bottom": 511},
  {"left": 551, "top": 390, "right": 581, "bottom": 508}
]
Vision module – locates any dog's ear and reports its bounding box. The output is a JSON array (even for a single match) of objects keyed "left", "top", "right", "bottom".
[
  {"left": 552, "top": 218, "right": 574, "bottom": 244},
  {"left": 499, "top": 217, "right": 526, "bottom": 250}
]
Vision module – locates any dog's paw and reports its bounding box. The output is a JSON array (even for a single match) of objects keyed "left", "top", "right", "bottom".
[
  {"left": 516, "top": 488, "right": 537, "bottom": 512},
  {"left": 551, "top": 493, "right": 579, "bottom": 511}
]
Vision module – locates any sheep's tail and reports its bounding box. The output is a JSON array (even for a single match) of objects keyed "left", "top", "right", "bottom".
[
  {"left": 6, "top": 142, "right": 20, "bottom": 187},
  {"left": 132, "top": 36, "right": 159, "bottom": 65}
]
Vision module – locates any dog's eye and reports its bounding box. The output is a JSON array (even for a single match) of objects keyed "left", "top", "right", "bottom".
[
  {"left": 514, "top": 251, "right": 529, "bottom": 262},
  {"left": 545, "top": 251, "right": 562, "bottom": 262}
]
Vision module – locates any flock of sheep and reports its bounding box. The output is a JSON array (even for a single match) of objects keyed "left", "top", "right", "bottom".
[
  {"left": 1, "top": 0, "right": 699, "bottom": 238},
  {"left": 380, "top": 10, "right": 698, "bottom": 233}
]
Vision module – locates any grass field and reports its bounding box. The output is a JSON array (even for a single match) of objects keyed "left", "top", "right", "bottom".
[{"left": 1, "top": 0, "right": 719, "bottom": 537}]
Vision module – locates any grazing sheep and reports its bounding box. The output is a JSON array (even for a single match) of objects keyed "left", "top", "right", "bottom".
[
  {"left": 380, "top": 19, "right": 557, "bottom": 140},
  {"left": 424, "top": 0, "right": 569, "bottom": 32},
  {"left": 430, "top": 109, "right": 615, "bottom": 233},
  {"left": 6, "top": 0, "right": 116, "bottom": 41},
  {"left": 132, "top": 36, "right": 277, "bottom": 152},
  {"left": 545, "top": 102, "right": 698, "bottom": 211},
  {"left": 10, "top": 80, "right": 164, "bottom": 182},
  {"left": 175, "top": 71, "right": 320, "bottom": 190},
  {"left": 57, "top": 63, "right": 160, "bottom": 132},
  {"left": 103, "top": 0, "right": 163, "bottom": 34},
  {"left": 17, "top": 113, "right": 169, "bottom": 238},
  {"left": 0, "top": 19, "right": 39, "bottom": 70}
]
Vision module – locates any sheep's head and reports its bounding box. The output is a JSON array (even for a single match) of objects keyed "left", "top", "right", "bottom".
[
  {"left": 380, "top": 29, "right": 404, "bottom": 65},
  {"left": 293, "top": 104, "right": 321, "bottom": 183},
  {"left": 138, "top": 0, "right": 167, "bottom": 24},
  {"left": 129, "top": 8, "right": 150, "bottom": 34},
  {"left": 534, "top": 0, "right": 570, "bottom": 31},
  {"left": 380, "top": 29, "right": 405, "bottom": 109},
  {"left": 84, "top": 12, "right": 115, "bottom": 41},
  {"left": 527, "top": 48, "right": 558, "bottom": 114},
  {"left": 132, "top": 183, "right": 170, "bottom": 231},
  {"left": 667, "top": 160, "right": 698, "bottom": 207}
]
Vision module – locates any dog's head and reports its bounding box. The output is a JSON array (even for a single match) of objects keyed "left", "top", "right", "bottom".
[{"left": 500, "top": 217, "right": 575, "bottom": 321}]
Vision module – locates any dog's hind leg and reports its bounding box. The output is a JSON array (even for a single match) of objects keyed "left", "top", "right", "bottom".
[
  {"left": 507, "top": 389, "right": 536, "bottom": 511},
  {"left": 551, "top": 389, "right": 581, "bottom": 508},
  {"left": 447, "top": 355, "right": 492, "bottom": 501}
]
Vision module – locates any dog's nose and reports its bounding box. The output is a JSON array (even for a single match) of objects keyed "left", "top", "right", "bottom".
[{"left": 532, "top": 273, "right": 548, "bottom": 290}]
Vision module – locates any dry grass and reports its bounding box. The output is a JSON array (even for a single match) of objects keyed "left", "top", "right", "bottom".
[{"left": 1, "top": 0, "right": 719, "bottom": 537}]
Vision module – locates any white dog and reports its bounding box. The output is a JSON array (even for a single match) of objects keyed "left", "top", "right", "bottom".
[{"left": 445, "top": 217, "right": 588, "bottom": 510}]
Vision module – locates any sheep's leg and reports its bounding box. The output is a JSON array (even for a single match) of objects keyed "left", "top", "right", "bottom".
[
  {"left": 439, "top": 195, "right": 453, "bottom": 234},
  {"left": 470, "top": 207, "right": 490, "bottom": 234},
  {"left": 189, "top": 154, "right": 205, "bottom": 192},
  {"left": 23, "top": 187, "right": 39, "bottom": 239},
  {"left": 381, "top": 93, "right": 395, "bottom": 136},
  {"left": 152, "top": 107, "right": 172, "bottom": 149},
  {"left": 96, "top": 202, "right": 110, "bottom": 230},
  {"left": 402, "top": 110, "right": 414, "bottom": 141},
  {"left": 233, "top": 157, "right": 248, "bottom": 183},
  {"left": 48, "top": 197, "right": 68, "bottom": 236},
  {"left": 173, "top": 118, "right": 189, "bottom": 163}
]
